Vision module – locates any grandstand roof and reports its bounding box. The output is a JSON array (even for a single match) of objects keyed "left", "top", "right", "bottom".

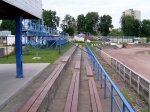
[{"left": 0, "top": 0, "right": 42, "bottom": 19}]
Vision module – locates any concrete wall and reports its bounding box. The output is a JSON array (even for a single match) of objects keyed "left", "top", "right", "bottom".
[{"left": 2, "top": 0, "right": 42, "bottom": 19}]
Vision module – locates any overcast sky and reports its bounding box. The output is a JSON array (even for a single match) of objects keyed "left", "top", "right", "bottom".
[{"left": 42, "top": 0, "right": 150, "bottom": 28}]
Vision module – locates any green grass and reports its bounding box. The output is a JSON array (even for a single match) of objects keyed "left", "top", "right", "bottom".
[{"left": 0, "top": 44, "right": 72, "bottom": 64}]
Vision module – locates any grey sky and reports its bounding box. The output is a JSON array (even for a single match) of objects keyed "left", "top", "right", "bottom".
[{"left": 42, "top": 0, "right": 150, "bottom": 28}]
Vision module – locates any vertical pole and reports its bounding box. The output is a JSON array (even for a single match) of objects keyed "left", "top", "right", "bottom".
[
  {"left": 111, "top": 85, "right": 114, "bottom": 112},
  {"left": 129, "top": 70, "right": 132, "bottom": 87},
  {"left": 122, "top": 103, "right": 126, "bottom": 112},
  {"left": 148, "top": 84, "right": 150, "bottom": 107},
  {"left": 137, "top": 77, "right": 140, "bottom": 94},
  {"left": 15, "top": 17, "right": 23, "bottom": 78},
  {"left": 59, "top": 36, "right": 61, "bottom": 54},
  {"left": 124, "top": 66, "right": 126, "bottom": 81},
  {"left": 104, "top": 75, "right": 107, "bottom": 99},
  {"left": 6, "top": 36, "right": 8, "bottom": 60}
]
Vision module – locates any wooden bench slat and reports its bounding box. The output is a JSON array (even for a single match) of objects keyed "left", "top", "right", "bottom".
[
  {"left": 20, "top": 64, "right": 62, "bottom": 112},
  {"left": 90, "top": 78, "right": 103, "bottom": 112},
  {"left": 62, "top": 56, "right": 70, "bottom": 62},
  {"left": 28, "top": 63, "right": 66, "bottom": 112},
  {"left": 75, "top": 61, "right": 80, "bottom": 69},
  {"left": 64, "top": 72, "right": 76, "bottom": 112},
  {"left": 71, "top": 71, "right": 80, "bottom": 112},
  {"left": 92, "top": 78, "right": 103, "bottom": 112},
  {"left": 89, "top": 79, "right": 98, "bottom": 112},
  {"left": 86, "top": 66, "right": 93, "bottom": 77}
]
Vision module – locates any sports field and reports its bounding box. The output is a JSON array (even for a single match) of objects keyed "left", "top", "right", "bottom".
[{"left": 105, "top": 47, "right": 150, "bottom": 81}]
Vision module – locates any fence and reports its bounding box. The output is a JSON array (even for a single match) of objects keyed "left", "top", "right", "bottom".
[
  {"left": 96, "top": 47, "right": 150, "bottom": 107},
  {"left": 86, "top": 45, "right": 135, "bottom": 112}
]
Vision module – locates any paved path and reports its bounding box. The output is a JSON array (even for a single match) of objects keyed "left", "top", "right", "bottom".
[
  {"left": 0, "top": 63, "right": 49, "bottom": 110},
  {"left": 105, "top": 47, "right": 150, "bottom": 81}
]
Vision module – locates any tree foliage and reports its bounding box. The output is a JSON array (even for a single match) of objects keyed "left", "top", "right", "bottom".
[
  {"left": 77, "top": 14, "right": 85, "bottom": 33},
  {"left": 42, "top": 9, "right": 60, "bottom": 29},
  {"left": 121, "top": 15, "right": 141, "bottom": 36},
  {"left": 61, "top": 14, "right": 76, "bottom": 36},
  {"left": 85, "top": 12, "right": 99, "bottom": 35},
  {"left": 98, "top": 15, "right": 113, "bottom": 36},
  {"left": 109, "top": 29, "right": 123, "bottom": 36},
  {"left": 0, "top": 20, "right": 15, "bottom": 35},
  {"left": 140, "top": 19, "right": 150, "bottom": 37}
]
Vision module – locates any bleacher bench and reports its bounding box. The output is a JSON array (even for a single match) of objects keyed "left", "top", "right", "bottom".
[
  {"left": 75, "top": 61, "right": 80, "bottom": 69},
  {"left": 88, "top": 78, "right": 103, "bottom": 112},
  {"left": 86, "top": 66, "right": 94, "bottom": 77},
  {"left": 62, "top": 55, "right": 70, "bottom": 62},
  {"left": 19, "top": 63, "right": 66, "bottom": 112},
  {"left": 64, "top": 71, "right": 80, "bottom": 112}
]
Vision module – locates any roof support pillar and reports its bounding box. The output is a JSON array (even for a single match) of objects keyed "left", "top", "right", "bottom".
[{"left": 15, "top": 16, "right": 23, "bottom": 78}]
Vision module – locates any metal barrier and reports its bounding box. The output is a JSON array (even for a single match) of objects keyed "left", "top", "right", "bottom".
[
  {"left": 86, "top": 45, "right": 135, "bottom": 112},
  {"left": 96, "top": 47, "right": 150, "bottom": 108}
]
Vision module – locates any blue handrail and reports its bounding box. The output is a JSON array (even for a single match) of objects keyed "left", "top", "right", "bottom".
[{"left": 86, "top": 45, "right": 135, "bottom": 112}]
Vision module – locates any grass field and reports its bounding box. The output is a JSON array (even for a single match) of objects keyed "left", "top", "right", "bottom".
[{"left": 0, "top": 43, "right": 72, "bottom": 64}]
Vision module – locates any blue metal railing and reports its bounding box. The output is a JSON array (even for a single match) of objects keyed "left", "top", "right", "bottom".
[
  {"left": 86, "top": 45, "right": 135, "bottom": 112},
  {"left": 22, "top": 19, "right": 69, "bottom": 48}
]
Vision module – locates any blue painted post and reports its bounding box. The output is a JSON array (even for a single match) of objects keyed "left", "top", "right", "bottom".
[
  {"left": 122, "top": 103, "right": 126, "bottom": 112},
  {"left": 104, "top": 75, "right": 107, "bottom": 99},
  {"left": 15, "top": 17, "right": 23, "bottom": 78},
  {"left": 111, "top": 85, "right": 114, "bottom": 112},
  {"left": 92, "top": 56, "right": 95, "bottom": 70},
  {"left": 100, "top": 68, "right": 103, "bottom": 80}
]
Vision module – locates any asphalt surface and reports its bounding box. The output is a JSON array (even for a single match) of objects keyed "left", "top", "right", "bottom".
[{"left": 0, "top": 63, "right": 49, "bottom": 110}]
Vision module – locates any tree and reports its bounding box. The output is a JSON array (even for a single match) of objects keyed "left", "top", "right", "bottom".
[
  {"left": 133, "top": 19, "right": 141, "bottom": 37},
  {"left": 109, "top": 28, "right": 123, "bottom": 36},
  {"left": 0, "top": 20, "right": 15, "bottom": 35},
  {"left": 77, "top": 14, "right": 85, "bottom": 33},
  {"left": 140, "top": 19, "right": 150, "bottom": 37},
  {"left": 99, "top": 15, "right": 113, "bottom": 36},
  {"left": 42, "top": 9, "right": 60, "bottom": 29},
  {"left": 121, "top": 15, "right": 141, "bottom": 36},
  {"left": 61, "top": 14, "right": 76, "bottom": 36},
  {"left": 85, "top": 12, "right": 99, "bottom": 35}
]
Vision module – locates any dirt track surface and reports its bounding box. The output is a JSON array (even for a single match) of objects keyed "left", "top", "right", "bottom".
[{"left": 104, "top": 47, "right": 150, "bottom": 81}]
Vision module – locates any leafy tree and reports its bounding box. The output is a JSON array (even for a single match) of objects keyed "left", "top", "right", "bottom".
[
  {"left": 109, "top": 28, "right": 123, "bottom": 36},
  {"left": 0, "top": 20, "right": 15, "bottom": 35},
  {"left": 140, "top": 19, "right": 150, "bottom": 37},
  {"left": 133, "top": 19, "right": 141, "bottom": 37},
  {"left": 121, "top": 15, "right": 141, "bottom": 36},
  {"left": 85, "top": 12, "right": 99, "bottom": 35},
  {"left": 42, "top": 9, "right": 60, "bottom": 29},
  {"left": 99, "top": 15, "right": 113, "bottom": 36},
  {"left": 77, "top": 14, "right": 85, "bottom": 33},
  {"left": 61, "top": 14, "right": 76, "bottom": 36}
]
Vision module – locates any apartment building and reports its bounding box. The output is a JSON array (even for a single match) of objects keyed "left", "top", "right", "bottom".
[{"left": 123, "top": 9, "right": 141, "bottom": 20}]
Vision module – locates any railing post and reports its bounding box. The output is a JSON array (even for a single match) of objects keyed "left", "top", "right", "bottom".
[
  {"left": 104, "top": 75, "right": 107, "bottom": 99},
  {"left": 122, "top": 103, "right": 126, "bottom": 112},
  {"left": 149, "top": 84, "right": 150, "bottom": 107},
  {"left": 137, "top": 76, "right": 140, "bottom": 95},
  {"left": 129, "top": 71, "right": 132, "bottom": 87},
  {"left": 111, "top": 85, "right": 114, "bottom": 112},
  {"left": 124, "top": 67, "right": 126, "bottom": 81},
  {"left": 119, "top": 63, "right": 121, "bottom": 75},
  {"left": 115, "top": 60, "right": 117, "bottom": 71},
  {"left": 101, "top": 70, "right": 103, "bottom": 88},
  {"left": 92, "top": 56, "right": 95, "bottom": 71}
]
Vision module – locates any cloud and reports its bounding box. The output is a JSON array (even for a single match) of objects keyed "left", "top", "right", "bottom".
[{"left": 42, "top": 0, "right": 150, "bottom": 28}]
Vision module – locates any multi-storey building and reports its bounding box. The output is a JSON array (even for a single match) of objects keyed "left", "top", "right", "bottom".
[{"left": 123, "top": 9, "right": 141, "bottom": 20}]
